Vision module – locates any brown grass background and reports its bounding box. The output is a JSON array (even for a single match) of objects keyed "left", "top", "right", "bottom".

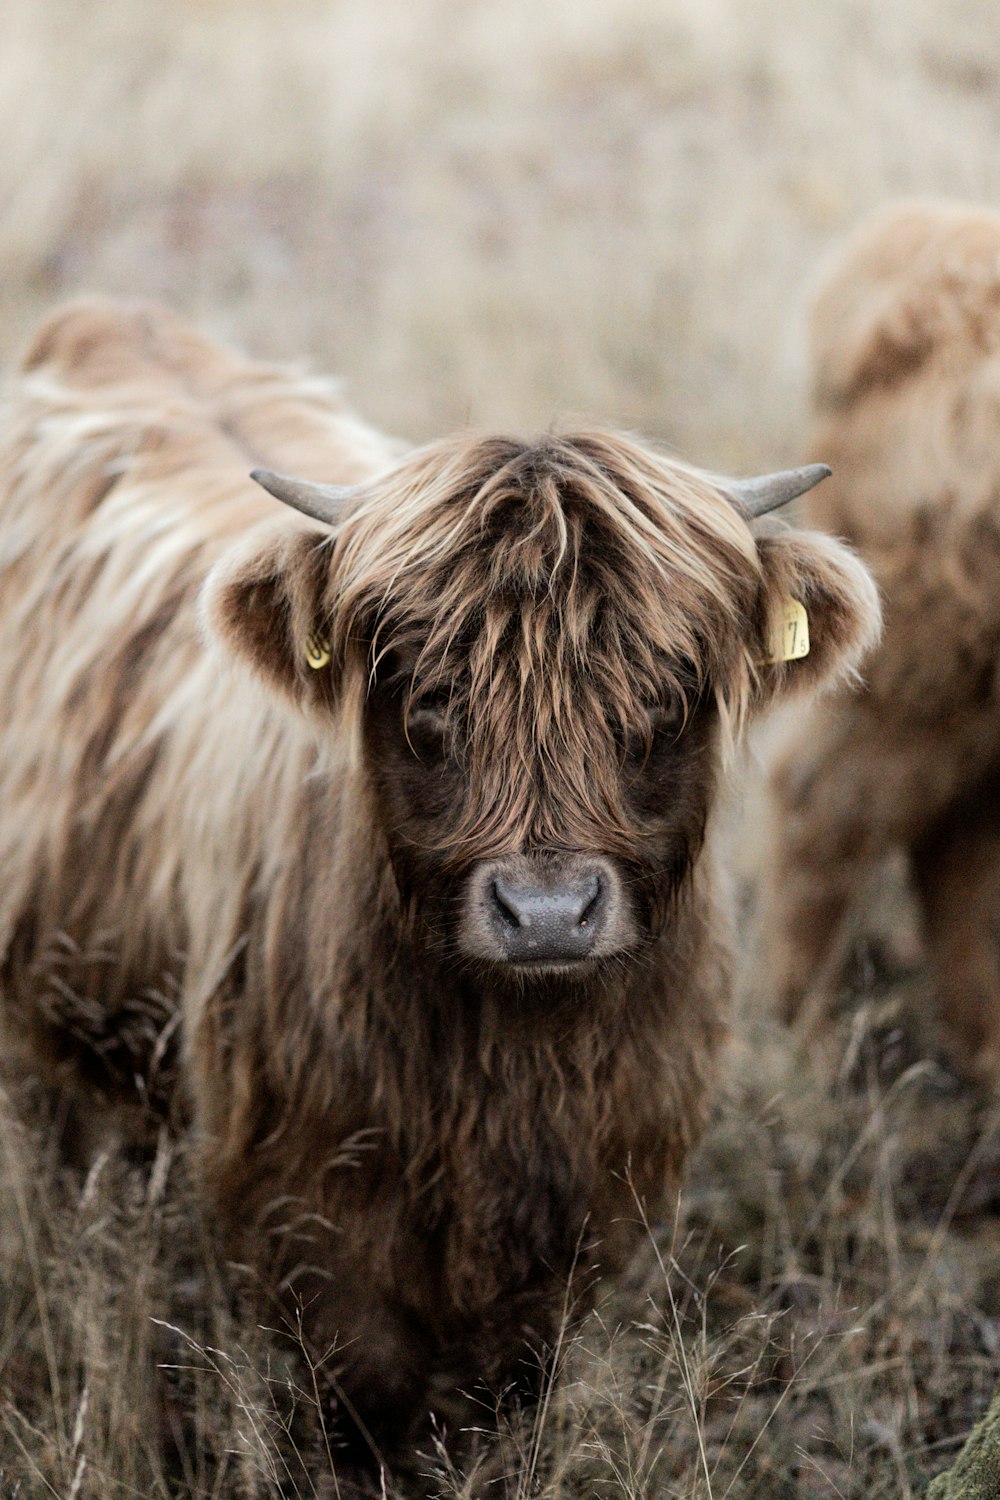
[
  {"left": 6, "top": 0, "right": 1000, "bottom": 463},
  {"left": 1, "top": 1, "right": 1000, "bottom": 1496}
]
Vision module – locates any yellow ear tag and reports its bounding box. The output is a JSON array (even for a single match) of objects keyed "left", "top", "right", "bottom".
[
  {"left": 761, "top": 598, "right": 810, "bottom": 665},
  {"left": 305, "top": 630, "right": 331, "bottom": 670}
]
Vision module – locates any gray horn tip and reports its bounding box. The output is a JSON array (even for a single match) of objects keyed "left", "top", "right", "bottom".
[
  {"left": 249, "top": 467, "right": 355, "bottom": 526},
  {"left": 249, "top": 466, "right": 279, "bottom": 491},
  {"left": 727, "top": 463, "right": 833, "bottom": 519}
]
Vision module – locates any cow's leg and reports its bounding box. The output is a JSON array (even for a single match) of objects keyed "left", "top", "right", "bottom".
[
  {"left": 911, "top": 776, "right": 1000, "bottom": 1083},
  {"left": 764, "top": 826, "right": 880, "bottom": 1027},
  {"left": 761, "top": 713, "right": 887, "bottom": 1026}
]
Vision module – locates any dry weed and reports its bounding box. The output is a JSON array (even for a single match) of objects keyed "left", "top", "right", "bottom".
[{"left": 1, "top": 992, "right": 997, "bottom": 1497}]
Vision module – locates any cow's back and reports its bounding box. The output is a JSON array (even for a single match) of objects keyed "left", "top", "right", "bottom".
[
  {"left": 799, "top": 204, "right": 1000, "bottom": 769},
  {"left": 0, "top": 300, "right": 393, "bottom": 1108}
]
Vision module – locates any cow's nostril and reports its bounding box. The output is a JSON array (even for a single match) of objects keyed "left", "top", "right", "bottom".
[
  {"left": 578, "top": 874, "right": 602, "bottom": 928},
  {"left": 492, "top": 878, "right": 528, "bottom": 929}
]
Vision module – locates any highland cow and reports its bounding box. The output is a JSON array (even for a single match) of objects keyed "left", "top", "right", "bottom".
[
  {"left": 763, "top": 201, "right": 1000, "bottom": 1084},
  {"left": 0, "top": 299, "right": 879, "bottom": 1465}
]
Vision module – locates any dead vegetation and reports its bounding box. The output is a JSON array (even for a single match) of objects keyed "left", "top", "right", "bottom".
[
  {"left": 2, "top": 0, "right": 1000, "bottom": 1494},
  {"left": 2, "top": 970, "right": 998, "bottom": 1498},
  {"left": 3, "top": 0, "right": 1000, "bottom": 465}
]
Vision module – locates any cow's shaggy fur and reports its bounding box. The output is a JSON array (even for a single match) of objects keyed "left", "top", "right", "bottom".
[
  {"left": 762, "top": 201, "right": 1000, "bottom": 1085},
  {"left": 0, "top": 299, "right": 879, "bottom": 1463}
]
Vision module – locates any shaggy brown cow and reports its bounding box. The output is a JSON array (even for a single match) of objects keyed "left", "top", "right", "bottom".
[
  {"left": 762, "top": 201, "right": 1000, "bottom": 1084},
  {"left": 0, "top": 299, "right": 879, "bottom": 1467}
]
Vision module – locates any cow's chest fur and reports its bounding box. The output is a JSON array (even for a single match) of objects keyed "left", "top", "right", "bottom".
[
  {"left": 358, "top": 984, "right": 627, "bottom": 1308},
  {"left": 205, "top": 886, "right": 718, "bottom": 1452},
  {"left": 226, "top": 976, "right": 664, "bottom": 1437}
]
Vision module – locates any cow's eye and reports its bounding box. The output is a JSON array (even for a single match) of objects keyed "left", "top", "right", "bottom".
[
  {"left": 623, "top": 695, "right": 686, "bottom": 768},
  {"left": 647, "top": 695, "right": 686, "bottom": 737},
  {"left": 405, "top": 696, "right": 450, "bottom": 763}
]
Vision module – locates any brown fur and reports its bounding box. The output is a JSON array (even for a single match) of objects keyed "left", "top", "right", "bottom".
[
  {"left": 762, "top": 202, "right": 1000, "bottom": 1084},
  {"left": 0, "top": 297, "right": 879, "bottom": 1463}
]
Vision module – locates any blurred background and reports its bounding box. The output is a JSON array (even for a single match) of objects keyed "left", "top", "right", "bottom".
[{"left": 4, "top": 0, "right": 999, "bottom": 473}]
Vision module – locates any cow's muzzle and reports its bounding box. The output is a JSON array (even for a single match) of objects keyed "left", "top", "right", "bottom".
[{"left": 461, "top": 853, "right": 628, "bottom": 968}]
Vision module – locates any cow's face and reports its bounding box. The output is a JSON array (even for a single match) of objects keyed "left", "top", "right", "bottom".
[
  {"left": 205, "top": 431, "right": 880, "bottom": 984},
  {"left": 359, "top": 635, "right": 720, "bottom": 975}
]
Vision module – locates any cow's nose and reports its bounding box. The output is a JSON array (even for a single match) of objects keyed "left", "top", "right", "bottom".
[{"left": 489, "top": 871, "right": 606, "bottom": 963}]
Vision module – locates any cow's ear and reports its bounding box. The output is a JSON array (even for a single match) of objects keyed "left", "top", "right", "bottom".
[
  {"left": 201, "top": 528, "right": 342, "bottom": 709},
  {"left": 750, "top": 528, "right": 881, "bottom": 706}
]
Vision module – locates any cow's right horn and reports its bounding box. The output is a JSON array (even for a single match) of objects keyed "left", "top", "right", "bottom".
[
  {"left": 250, "top": 468, "right": 357, "bottom": 526},
  {"left": 725, "top": 464, "right": 832, "bottom": 519}
]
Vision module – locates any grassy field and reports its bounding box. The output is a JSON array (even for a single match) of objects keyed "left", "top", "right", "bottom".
[
  {"left": 1, "top": 0, "right": 999, "bottom": 1494},
  {"left": 3, "top": 999, "right": 998, "bottom": 1498}
]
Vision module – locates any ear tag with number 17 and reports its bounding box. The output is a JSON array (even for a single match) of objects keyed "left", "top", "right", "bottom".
[{"left": 761, "top": 598, "right": 810, "bottom": 665}]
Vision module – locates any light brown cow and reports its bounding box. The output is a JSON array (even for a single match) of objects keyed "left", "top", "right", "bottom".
[
  {"left": 763, "top": 201, "right": 1000, "bottom": 1084},
  {"left": 0, "top": 298, "right": 879, "bottom": 1470}
]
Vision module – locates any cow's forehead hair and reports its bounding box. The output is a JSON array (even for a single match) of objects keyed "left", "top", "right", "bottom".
[
  {"left": 328, "top": 428, "right": 762, "bottom": 706},
  {"left": 322, "top": 430, "right": 768, "bottom": 855}
]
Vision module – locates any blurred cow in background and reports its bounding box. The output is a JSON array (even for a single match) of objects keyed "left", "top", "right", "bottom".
[
  {"left": 763, "top": 202, "right": 1000, "bottom": 1086},
  {"left": 0, "top": 299, "right": 879, "bottom": 1468}
]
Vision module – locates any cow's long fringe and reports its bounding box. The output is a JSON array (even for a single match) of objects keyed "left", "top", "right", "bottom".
[{"left": 321, "top": 429, "right": 765, "bottom": 860}]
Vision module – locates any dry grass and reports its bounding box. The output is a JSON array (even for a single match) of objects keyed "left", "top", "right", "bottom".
[
  {"left": 3, "top": 0, "right": 1000, "bottom": 463},
  {"left": 2, "top": 0, "right": 1000, "bottom": 1494},
  {"left": 2, "top": 984, "right": 998, "bottom": 1498}
]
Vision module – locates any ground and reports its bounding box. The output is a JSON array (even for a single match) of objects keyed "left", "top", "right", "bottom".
[{"left": 1, "top": 1, "right": 999, "bottom": 1494}]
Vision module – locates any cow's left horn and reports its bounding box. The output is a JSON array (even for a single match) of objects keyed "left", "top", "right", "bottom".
[
  {"left": 250, "top": 468, "right": 357, "bottom": 526},
  {"left": 725, "top": 464, "right": 832, "bottom": 519}
]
